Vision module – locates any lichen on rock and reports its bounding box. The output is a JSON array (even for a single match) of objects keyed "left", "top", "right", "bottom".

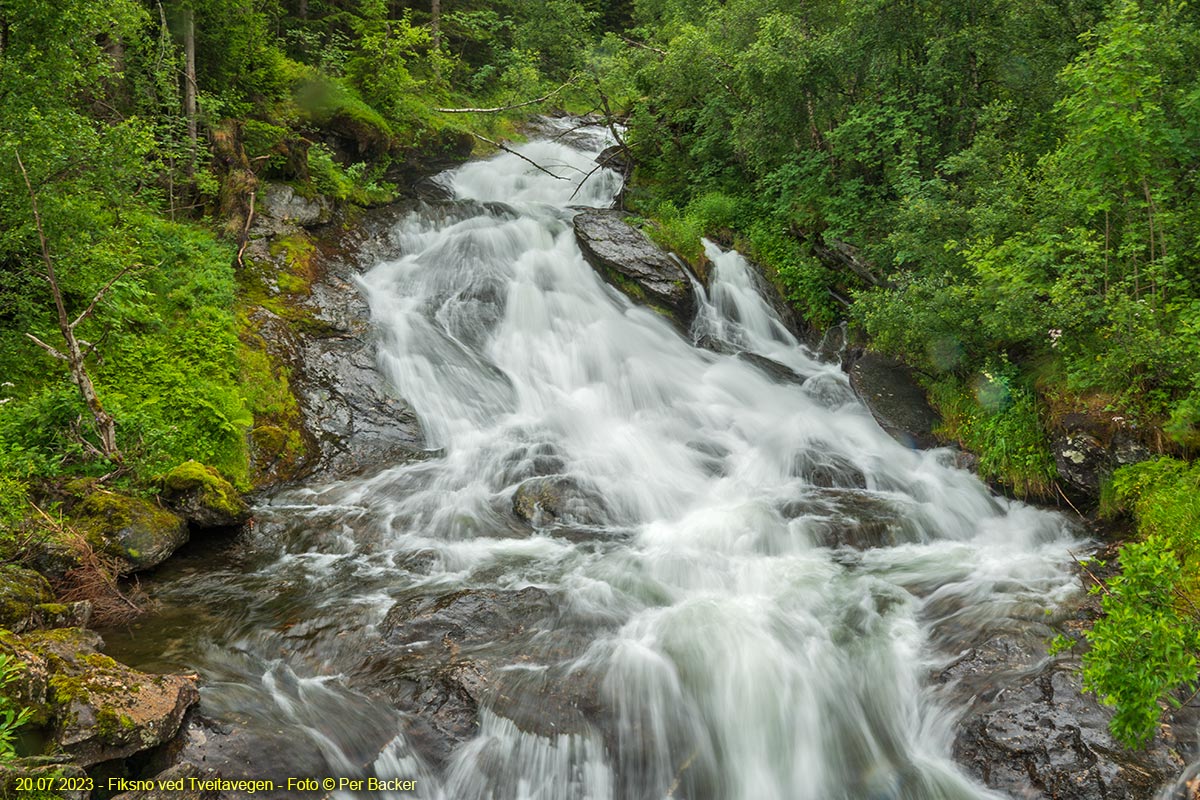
[{"left": 0, "top": 627, "right": 199, "bottom": 767}]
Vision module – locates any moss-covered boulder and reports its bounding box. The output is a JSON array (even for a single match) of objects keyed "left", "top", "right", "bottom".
[
  {"left": 0, "top": 564, "right": 53, "bottom": 633},
  {"left": 159, "top": 461, "right": 250, "bottom": 529},
  {"left": 74, "top": 492, "right": 188, "bottom": 574},
  {"left": 0, "top": 628, "right": 199, "bottom": 767}
]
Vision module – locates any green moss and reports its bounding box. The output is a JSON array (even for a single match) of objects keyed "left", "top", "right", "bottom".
[
  {"left": 236, "top": 317, "right": 308, "bottom": 486},
  {"left": 160, "top": 461, "right": 244, "bottom": 519},
  {"left": 72, "top": 492, "right": 187, "bottom": 570},
  {"left": 93, "top": 706, "right": 135, "bottom": 741},
  {"left": 0, "top": 565, "right": 54, "bottom": 631}
]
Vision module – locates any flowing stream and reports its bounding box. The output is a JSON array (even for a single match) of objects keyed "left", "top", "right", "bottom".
[{"left": 103, "top": 119, "right": 1084, "bottom": 799}]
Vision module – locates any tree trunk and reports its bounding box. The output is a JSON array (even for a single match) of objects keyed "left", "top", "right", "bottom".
[
  {"left": 183, "top": 7, "right": 198, "bottom": 175},
  {"left": 431, "top": 0, "right": 441, "bottom": 76},
  {"left": 297, "top": 0, "right": 308, "bottom": 20},
  {"left": 16, "top": 152, "right": 122, "bottom": 463}
]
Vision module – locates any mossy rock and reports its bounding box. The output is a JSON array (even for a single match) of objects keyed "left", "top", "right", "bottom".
[
  {"left": 159, "top": 461, "right": 250, "bottom": 529},
  {"left": 74, "top": 492, "right": 188, "bottom": 575},
  {"left": 1, "top": 627, "right": 198, "bottom": 766},
  {"left": 0, "top": 564, "right": 53, "bottom": 634}
]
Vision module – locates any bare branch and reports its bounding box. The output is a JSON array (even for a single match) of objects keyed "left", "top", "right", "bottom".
[
  {"left": 25, "top": 333, "right": 68, "bottom": 361},
  {"left": 434, "top": 79, "right": 574, "bottom": 114},
  {"left": 569, "top": 147, "right": 630, "bottom": 202},
  {"left": 236, "top": 189, "right": 256, "bottom": 270},
  {"left": 468, "top": 132, "right": 569, "bottom": 181},
  {"left": 619, "top": 35, "right": 666, "bottom": 57},
  {"left": 71, "top": 263, "right": 136, "bottom": 329}
]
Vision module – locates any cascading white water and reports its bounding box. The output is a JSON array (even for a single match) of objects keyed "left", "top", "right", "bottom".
[
  {"left": 315, "top": 120, "right": 1079, "bottom": 799},
  {"left": 105, "top": 119, "right": 1085, "bottom": 799}
]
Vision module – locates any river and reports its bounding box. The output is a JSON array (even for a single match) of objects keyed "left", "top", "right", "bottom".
[{"left": 102, "top": 119, "right": 1083, "bottom": 800}]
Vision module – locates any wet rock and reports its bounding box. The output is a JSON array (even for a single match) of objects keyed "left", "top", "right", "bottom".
[
  {"left": 511, "top": 475, "right": 611, "bottom": 529},
  {"left": 953, "top": 655, "right": 1183, "bottom": 799},
  {"left": 845, "top": 351, "right": 940, "bottom": 449},
  {"left": 814, "top": 322, "right": 848, "bottom": 364},
  {"left": 1052, "top": 427, "right": 1152, "bottom": 500},
  {"left": 159, "top": 461, "right": 249, "bottom": 529},
  {"left": 734, "top": 351, "right": 806, "bottom": 385},
  {"left": 495, "top": 443, "right": 567, "bottom": 488},
  {"left": 595, "top": 144, "right": 630, "bottom": 174},
  {"left": 573, "top": 209, "right": 695, "bottom": 323},
  {"left": 381, "top": 587, "right": 555, "bottom": 649},
  {"left": 789, "top": 451, "right": 867, "bottom": 489},
  {"left": 780, "top": 488, "right": 911, "bottom": 549},
  {"left": 1052, "top": 432, "right": 1110, "bottom": 498},
  {"left": 0, "top": 628, "right": 199, "bottom": 768},
  {"left": 375, "top": 587, "right": 571, "bottom": 764},
  {"left": 110, "top": 762, "right": 224, "bottom": 800},
  {"left": 74, "top": 492, "right": 188, "bottom": 574},
  {"left": 0, "top": 563, "right": 54, "bottom": 633},
  {"left": 258, "top": 182, "right": 331, "bottom": 232}
]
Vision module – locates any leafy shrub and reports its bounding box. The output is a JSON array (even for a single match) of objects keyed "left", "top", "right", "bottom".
[
  {"left": 0, "top": 652, "right": 32, "bottom": 761},
  {"left": 928, "top": 369, "right": 1057, "bottom": 497},
  {"left": 1079, "top": 458, "right": 1200, "bottom": 747}
]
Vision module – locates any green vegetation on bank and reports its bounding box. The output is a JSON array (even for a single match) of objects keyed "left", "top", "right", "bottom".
[{"left": 0, "top": 0, "right": 620, "bottom": 516}]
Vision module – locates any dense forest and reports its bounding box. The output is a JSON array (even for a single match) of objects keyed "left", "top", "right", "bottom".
[{"left": 1, "top": 0, "right": 1199, "bottom": 780}]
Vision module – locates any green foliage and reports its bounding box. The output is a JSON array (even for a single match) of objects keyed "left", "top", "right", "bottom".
[
  {"left": 928, "top": 370, "right": 1057, "bottom": 497},
  {"left": 0, "top": 476, "right": 28, "bottom": 542},
  {"left": 744, "top": 221, "right": 837, "bottom": 331},
  {"left": 638, "top": 202, "right": 704, "bottom": 266},
  {"left": 1082, "top": 457, "right": 1200, "bottom": 747},
  {"left": 0, "top": 652, "right": 32, "bottom": 761},
  {"left": 306, "top": 145, "right": 394, "bottom": 206}
]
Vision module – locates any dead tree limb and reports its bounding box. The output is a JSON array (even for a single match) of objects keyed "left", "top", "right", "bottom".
[
  {"left": 434, "top": 79, "right": 574, "bottom": 114},
  {"left": 569, "top": 146, "right": 631, "bottom": 202},
  {"left": 467, "top": 132, "right": 569, "bottom": 181},
  {"left": 16, "top": 150, "right": 123, "bottom": 462}
]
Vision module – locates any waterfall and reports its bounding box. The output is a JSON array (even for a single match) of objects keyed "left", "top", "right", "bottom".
[{"left": 104, "top": 118, "right": 1082, "bottom": 800}]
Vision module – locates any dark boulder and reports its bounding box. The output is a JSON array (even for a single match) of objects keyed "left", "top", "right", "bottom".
[
  {"left": 573, "top": 209, "right": 695, "bottom": 323},
  {"left": 735, "top": 351, "right": 806, "bottom": 385},
  {"left": 779, "top": 488, "right": 913, "bottom": 550},
  {"left": 952, "top": 656, "right": 1183, "bottom": 799},
  {"left": 372, "top": 587, "right": 603, "bottom": 765},
  {"left": 845, "top": 351, "right": 940, "bottom": 449},
  {"left": 789, "top": 451, "right": 867, "bottom": 490},
  {"left": 595, "top": 144, "right": 630, "bottom": 174},
  {"left": 0, "top": 564, "right": 54, "bottom": 633},
  {"left": 1052, "top": 426, "right": 1151, "bottom": 501},
  {"left": 511, "top": 475, "right": 611, "bottom": 529},
  {"left": 73, "top": 492, "right": 189, "bottom": 574}
]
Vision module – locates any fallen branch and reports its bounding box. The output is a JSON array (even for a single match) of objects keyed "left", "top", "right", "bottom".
[
  {"left": 1055, "top": 482, "right": 1086, "bottom": 519},
  {"left": 1068, "top": 549, "right": 1114, "bottom": 599},
  {"left": 468, "top": 132, "right": 569, "bottom": 181},
  {"left": 434, "top": 79, "right": 574, "bottom": 114},
  {"left": 236, "top": 189, "right": 256, "bottom": 270},
  {"left": 568, "top": 147, "right": 630, "bottom": 202}
]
